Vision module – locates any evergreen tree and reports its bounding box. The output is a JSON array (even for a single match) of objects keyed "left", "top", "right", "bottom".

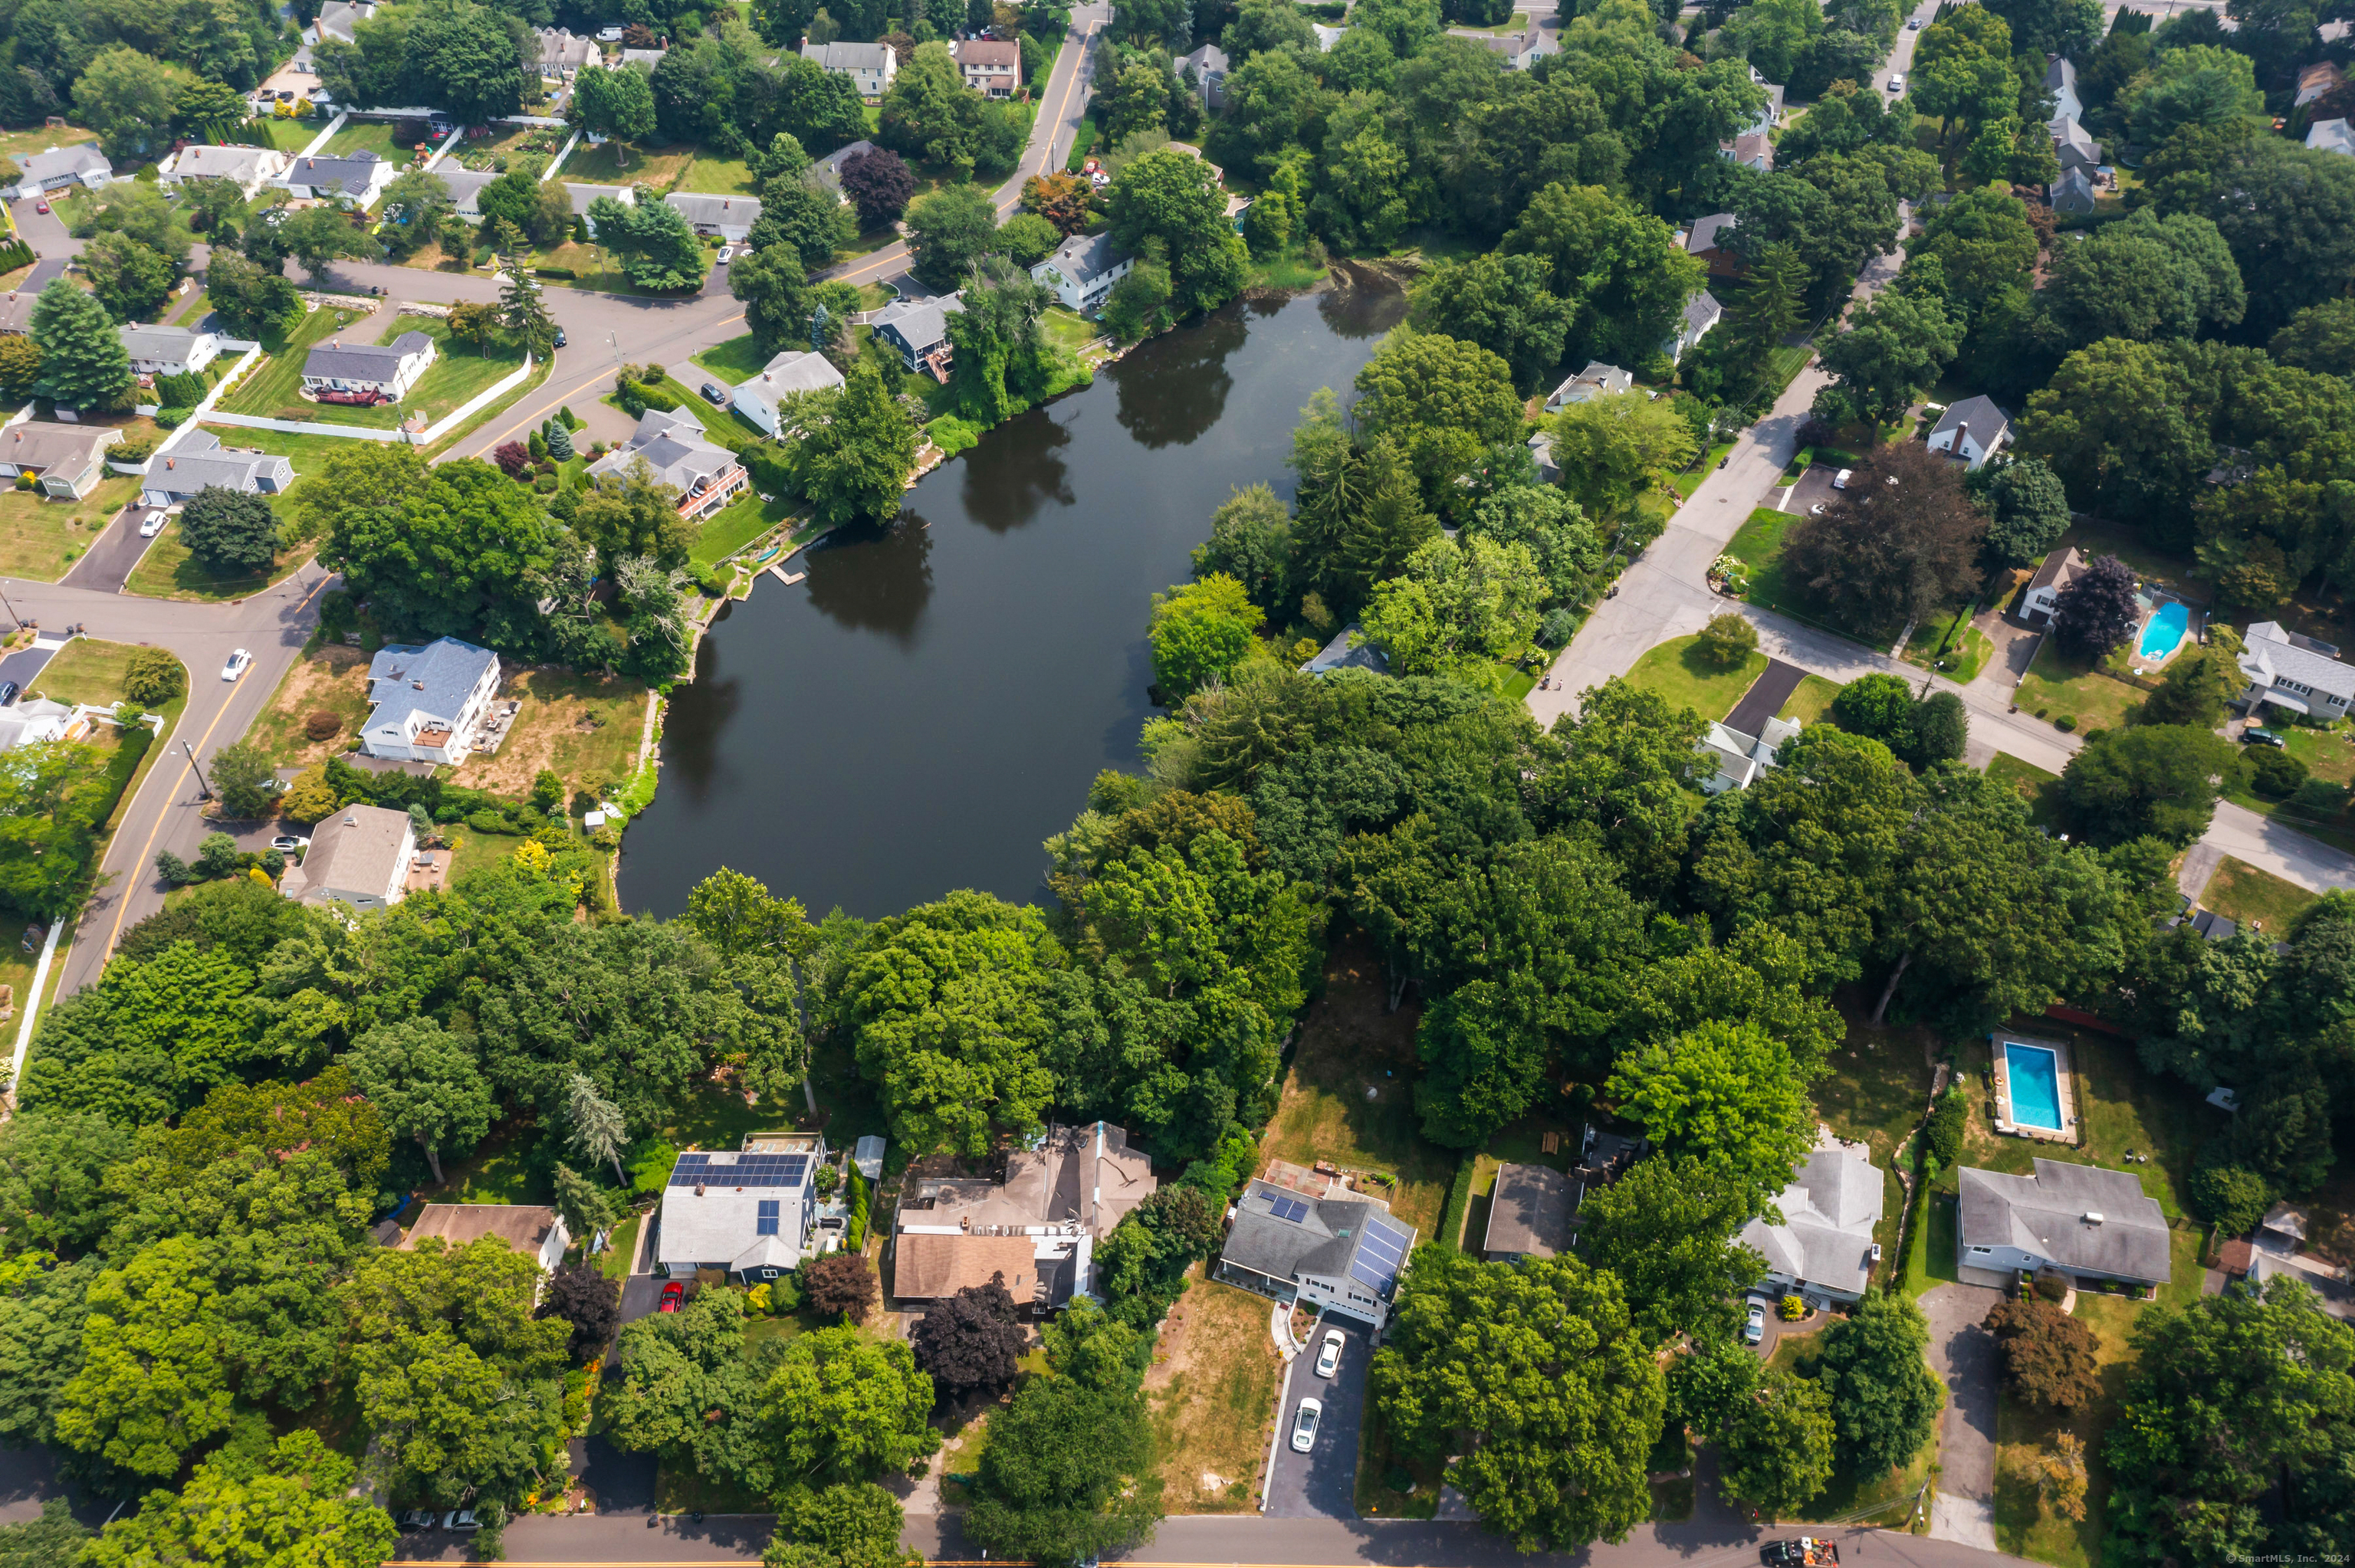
[
  {"left": 545, "top": 417, "right": 574, "bottom": 460},
  {"left": 29, "top": 280, "right": 133, "bottom": 409},
  {"left": 501, "top": 269, "right": 557, "bottom": 360}
]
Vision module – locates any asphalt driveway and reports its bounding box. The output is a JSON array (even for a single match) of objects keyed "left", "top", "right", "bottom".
[
  {"left": 1264, "top": 1316, "right": 1370, "bottom": 1519},
  {"left": 0, "top": 641, "right": 57, "bottom": 697},
  {"left": 1920, "top": 1282, "right": 2003, "bottom": 1548},
  {"left": 61, "top": 501, "right": 160, "bottom": 596},
  {"left": 1787, "top": 462, "right": 1844, "bottom": 517}
]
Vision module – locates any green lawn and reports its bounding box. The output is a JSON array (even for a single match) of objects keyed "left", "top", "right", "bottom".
[
  {"left": 562, "top": 142, "right": 695, "bottom": 188},
  {"left": 1042, "top": 307, "right": 1101, "bottom": 356},
  {"left": 690, "top": 494, "right": 793, "bottom": 570},
  {"left": 1672, "top": 441, "right": 1736, "bottom": 498},
  {"left": 215, "top": 301, "right": 380, "bottom": 420},
  {"left": 1810, "top": 1001, "right": 1941, "bottom": 1291},
  {"left": 2199, "top": 855, "right": 2319, "bottom": 934},
  {"left": 1624, "top": 634, "right": 1768, "bottom": 723},
  {"left": 1986, "top": 753, "right": 2063, "bottom": 828},
  {"left": 2014, "top": 639, "right": 2153, "bottom": 736},
  {"left": 674, "top": 149, "right": 758, "bottom": 194},
  {"left": 320, "top": 118, "right": 425, "bottom": 165},
  {"left": 1903, "top": 612, "right": 1994, "bottom": 683},
  {"left": 1772, "top": 1328, "right": 1941, "bottom": 1528},
  {"left": 189, "top": 422, "right": 379, "bottom": 474},
  {"left": 124, "top": 518, "right": 312, "bottom": 603},
  {"left": 1724, "top": 505, "right": 1807, "bottom": 618},
  {"left": 0, "top": 474, "right": 141, "bottom": 582},
  {"left": 28, "top": 638, "right": 170, "bottom": 711},
  {"left": 689, "top": 334, "right": 772, "bottom": 385},
  {"left": 244, "top": 118, "right": 322, "bottom": 153},
  {"left": 1778, "top": 673, "right": 1841, "bottom": 724},
  {"left": 294, "top": 317, "right": 528, "bottom": 431}
]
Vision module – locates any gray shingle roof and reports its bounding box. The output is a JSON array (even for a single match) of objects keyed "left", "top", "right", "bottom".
[
  {"left": 2051, "top": 115, "right": 2102, "bottom": 169},
  {"left": 811, "top": 139, "right": 881, "bottom": 195},
  {"left": 1220, "top": 1179, "right": 1384, "bottom": 1286},
  {"left": 1958, "top": 1160, "right": 2173, "bottom": 1282},
  {"left": 802, "top": 40, "right": 894, "bottom": 71},
  {"left": 283, "top": 802, "right": 411, "bottom": 907},
  {"left": 0, "top": 421, "right": 114, "bottom": 473},
  {"left": 744, "top": 349, "right": 844, "bottom": 401},
  {"left": 2241, "top": 621, "right": 2355, "bottom": 702},
  {"left": 18, "top": 143, "right": 109, "bottom": 185},
  {"left": 1683, "top": 290, "right": 1723, "bottom": 333},
  {"left": 0, "top": 259, "right": 67, "bottom": 333},
  {"left": 1739, "top": 1144, "right": 1884, "bottom": 1296},
  {"left": 365, "top": 637, "right": 498, "bottom": 749},
  {"left": 287, "top": 150, "right": 384, "bottom": 196},
  {"left": 146, "top": 430, "right": 293, "bottom": 497},
  {"left": 305, "top": 330, "right": 432, "bottom": 382},
  {"left": 169, "top": 145, "right": 282, "bottom": 183},
  {"left": 874, "top": 292, "right": 965, "bottom": 356},
  {"left": 587, "top": 407, "right": 739, "bottom": 496},
  {"left": 663, "top": 192, "right": 761, "bottom": 234},
  {"left": 118, "top": 323, "right": 208, "bottom": 363},
  {"left": 1932, "top": 394, "right": 2010, "bottom": 444},
  {"left": 1038, "top": 231, "right": 1129, "bottom": 287},
  {"left": 1686, "top": 212, "right": 1738, "bottom": 253}
]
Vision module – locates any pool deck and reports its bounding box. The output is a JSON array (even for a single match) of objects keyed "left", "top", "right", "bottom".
[{"left": 1992, "top": 1033, "right": 2077, "bottom": 1143}]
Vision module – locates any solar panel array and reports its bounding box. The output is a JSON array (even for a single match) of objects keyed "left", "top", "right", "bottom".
[
  {"left": 1348, "top": 1216, "right": 1411, "bottom": 1295},
  {"left": 670, "top": 1153, "right": 810, "bottom": 1189},
  {"left": 1266, "top": 1192, "right": 1310, "bottom": 1222}
]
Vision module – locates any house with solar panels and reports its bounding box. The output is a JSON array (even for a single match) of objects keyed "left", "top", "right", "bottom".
[
  {"left": 655, "top": 1135, "right": 829, "bottom": 1283},
  {"left": 1214, "top": 1176, "right": 1417, "bottom": 1330}
]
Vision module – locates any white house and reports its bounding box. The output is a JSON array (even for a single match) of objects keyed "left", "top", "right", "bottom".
[
  {"left": 400, "top": 1204, "right": 570, "bottom": 1274},
  {"left": 731, "top": 348, "right": 846, "bottom": 436},
  {"left": 2051, "top": 114, "right": 2104, "bottom": 172},
  {"left": 1475, "top": 26, "right": 1557, "bottom": 71},
  {"left": 119, "top": 323, "right": 222, "bottom": 379},
  {"left": 280, "top": 149, "right": 397, "bottom": 206},
  {"left": 2237, "top": 621, "right": 2355, "bottom": 720},
  {"left": 0, "top": 696, "right": 72, "bottom": 753},
  {"left": 1699, "top": 714, "right": 1801, "bottom": 793},
  {"left": 810, "top": 139, "right": 881, "bottom": 205},
  {"left": 588, "top": 407, "right": 749, "bottom": 521},
  {"left": 1739, "top": 1135, "right": 1885, "bottom": 1306},
  {"left": 1031, "top": 231, "right": 1132, "bottom": 313},
  {"left": 1720, "top": 130, "right": 1774, "bottom": 171},
  {"left": 1214, "top": 1176, "right": 1417, "bottom": 1330},
  {"left": 140, "top": 431, "right": 296, "bottom": 507},
  {"left": 1174, "top": 43, "right": 1229, "bottom": 110},
  {"left": 657, "top": 1139, "right": 827, "bottom": 1283},
  {"left": 7, "top": 143, "right": 110, "bottom": 200},
  {"left": 310, "top": 0, "right": 377, "bottom": 46},
  {"left": 1544, "top": 359, "right": 1633, "bottom": 414},
  {"left": 2043, "top": 54, "right": 2083, "bottom": 123},
  {"left": 360, "top": 637, "right": 502, "bottom": 764},
  {"left": 1958, "top": 1159, "right": 2173, "bottom": 1288},
  {"left": 534, "top": 27, "right": 600, "bottom": 77},
  {"left": 801, "top": 40, "right": 897, "bottom": 100},
  {"left": 2020, "top": 546, "right": 2087, "bottom": 628},
  {"left": 2307, "top": 117, "right": 2355, "bottom": 157},
  {"left": 278, "top": 804, "right": 415, "bottom": 911},
  {"left": 1664, "top": 290, "right": 1721, "bottom": 363},
  {"left": 872, "top": 292, "right": 964, "bottom": 378},
  {"left": 951, "top": 37, "right": 1021, "bottom": 97},
  {"left": 302, "top": 330, "right": 437, "bottom": 403},
  {"left": 1741, "top": 64, "right": 1786, "bottom": 136},
  {"left": 158, "top": 143, "right": 292, "bottom": 200},
  {"left": 1927, "top": 395, "right": 2010, "bottom": 468},
  {"left": 664, "top": 192, "right": 761, "bottom": 242},
  {"left": 566, "top": 182, "right": 635, "bottom": 235}
]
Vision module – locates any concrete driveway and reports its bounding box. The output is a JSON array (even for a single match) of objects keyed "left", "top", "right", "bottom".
[
  {"left": 1919, "top": 1282, "right": 2004, "bottom": 1550},
  {"left": 1264, "top": 1316, "right": 1369, "bottom": 1520}
]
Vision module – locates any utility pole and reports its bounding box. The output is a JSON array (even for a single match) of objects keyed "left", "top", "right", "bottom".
[
  {"left": 0, "top": 579, "right": 22, "bottom": 631},
  {"left": 180, "top": 740, "right": 212, "bottom": 801}
]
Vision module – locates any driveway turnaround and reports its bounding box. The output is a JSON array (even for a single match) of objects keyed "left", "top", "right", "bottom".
[{"left": 1264, "top": 1317, "right": 1369, "bottom": 1519}]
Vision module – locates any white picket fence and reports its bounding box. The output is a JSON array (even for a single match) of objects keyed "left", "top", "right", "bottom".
[
  {"left": 189, "top": 353, "right": 535, "bottom": 448},
  {"left": 297, "top": 112, "right": 348, "bottom": 158},
  {"left": 412, "top": 353, "right": 535, "bottom": 446}
]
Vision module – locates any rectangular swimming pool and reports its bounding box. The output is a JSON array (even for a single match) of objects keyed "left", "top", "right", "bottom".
[{"left": 2005, "top": 1042, "right": 2065, "bottom": 1132}]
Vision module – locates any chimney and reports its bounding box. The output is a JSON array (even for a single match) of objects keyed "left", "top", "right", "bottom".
[
  {"left": 165, "top": 456, "right": 173, "bottom": 469},
  {"left": 2083, "top": 1211, "right": 2104, "bottom": 1225},
  {"left": 695, "top": 1182, "right": 705, "bottom": 1196},
  {"left": 1953, "top": 421, "right": 1969, "bottom": 459}
]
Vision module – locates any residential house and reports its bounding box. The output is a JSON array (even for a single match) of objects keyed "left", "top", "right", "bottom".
[
  {"left": 619, "top": 46, "right": 668, "bottom": 71},
  {"left": 2019, "top": 546, "right": 2086, "bottom": 627},
  {"left": 1544, "top": 359, "right": 1634, "bottom": 413},
  {"left": 400, "top": 1204, "right": 570, "bottom": 1273},
  {"left": 810, "top": 139, "right": 881, "bottom": 205},
  {"left": 664, "top": 192, "right": 761, "bottom": 243},
  {"left": 852, "top": 1136, "right": 885, "bottom": 1182},
  {"left": 2043, "top": 54, "right": 2083, "bottom": 123},
  {"left": 1720, "top": 130, "right": 1774, "bottom": 171},
  {"left": 1298, "top": 624, "right": 1390, "bottom": 677},
  {"left": 2170, "top": 907, "right": 2239, "bottom": 942},
  {"left": 872, "top": 292, "right": 964, "bottom": 379},
  {"left": 657, "top": 1137, "right": 829, "bottom": 1283},
  {"left": 1031, "top": 231, "right": 1132, "bottom": 313},
  {"left": 360, "top": 636, "right": 502, "bottom": 764},
  {"left": 587, "top": 407, "right": 749, "bottom": 521},
  {"left": 0, "top": 423, "right": 121, "bottom": 498},
  {"left": 1742, "top": 64, "right": 1786, "bottom": 136},
  {"left": 2297, "top": 60, "right": 2345, "bottom": 109},
  {"left": 2051, "top": 115, "right": 2103, "bottom": 172},
  {"left": 2307, "top": 117, "right": 2355, "bottom": 157},
  {"left": 951, "top": 37, "right": 1022, "bottom": 97},
  {"left": 534, "top": 27, "right": 600, "bottom": 77},
  {"left": 1664, "top": 290, "right": 1722, "bottom": 363},
  {"left": 2050, "top": 164, "right": 2097, "bottom": 215},
  {"left": 1214, "top": 1175, "right": 1418, "bottom": 1330},
  {"left": 436, "top": 167, "right": 498, "bottom": 220},
  {"left": 1174, "top": 43, "right": 1230, "bottom": 110},
  {"left": 892, "top": 1123, "right": 1155, "bottom": 1310},
  {"left": 139, "top": 431, "right": 296, "bottom": 507},
  {"left": 1527, "top": 429, "right": 1559, "bottom": 484},
  {"left": 302, "top": 330, "right": 437, "bottom": 403},
  {"left": 1312, "top": 22, "right": 1345, "bottom": 51},
  {"left": 1699, "top": 714, "right": 1802, "bottom": 793},
  {"left": 1683, "top": 212, "right": 1743, "bottom": 279},
  {"left": 1739, "top": 1135, "right": 1885, "bottom": 1306},
  {"left": 567, "top": 182, "right": 635, "bottom": 233},
  {"left": 1482, "top": 1164, "right": 1572, "bottom": 1262},
  {"left": 281, "top": 150, "right": 396, "bottom": 205},
  {"left": 119, "top": 323, "right": 222, "bottom": 379},
  {"left": 1478, "top": 26, "right": 1558, "bottom": 71},
  {"left": 1957, "top": 1158, "right": 2173, "bottom": 1288},
  {"left": 158, "top": 143, "right": 292, "bottom": 199},
  {"left": 1926, "top": 394, "right": 2010, "bottom": 468},
  {"left": 731, "top": 348, "right": 846, "bottom": 436},
  {"left": 0, "top": 259, "right": 68, "bottom": 335},
  {"left": 0, "top": 697, "right": 72, "bottom": 754},
  {"left": 2236, "top": 620, "right": 2355, "bottom": 720},
  {"left": 7, "top": 143, "right": 110, "bottom": 200},
  {"left": 802, "top": 40, "right": 898, "bottom": 99},
  {"left": 279, "top": 804, "right": 417, "bottom": 911},
  {"left": 311, "top": 0, "right": 377, "bottom": 46}
]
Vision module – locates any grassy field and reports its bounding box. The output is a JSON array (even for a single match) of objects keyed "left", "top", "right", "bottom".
[
  {"left": 0, "top": 474, "right": 141, "bottom": 582},
  {"left": 291, "top": 316, "right": 527, "bottom": 430},
  {"left": 320, "top": 118, "right": 422, "bottom": 163},
  {"left": 245, "top": 642, "right": 375, "bottom": 767},
  {"left": 1144, "top": 1271, "right": 1283, "bottom": 1514},
  {"left": 1724, "top": 505, "right": 1803, "bottom": 615},
  {"left": 691, "top": 494, "right": 793, "bottom": 569},
  {"left": 674, "top": 149, "right": 758, "bottom": 195},
  {"left": 444, "top": 669, "right": 649, "bottom": 799},
  {"left": 0, "top": 125, "right": 101, "bottom": 161},
  {"left": 216, "top": 300, "right": 379, "bottom": 419},
  {"left": 189, "top": 422, "right": 382, "bottom": 474},
  {"left": 563, "top": 142, "right": 695, "bottom": 187},
  {"left": 2199, "top": 855, "right": 2318, "bottom": 934},
  {"left": 1777, "top": 673, "right": 1841, "bottom": 724},
  {"left": 1260, "top": 936, "right": 1454, "bottom": 1241},
  {"left": 241, "top": 118, "right": 321, "bottom": 153},
  {"left": 124, "top": 517, "right": 312, "bottom": 602},
  {"left": 1808, "top": 997, "right": 1940, "bottom": 1287},
  {"left": 1903, "top": 612, "right": 1994, "bottom": 683},
  {"left": 689, "top": 334, "right": 770, "bottom": 385},
  {"left": 28, "top": 638, "right": 170, "bottom": 711},
  {"left": 2013, "top": 639, "right": 2151, "bottom": 735},
  {"left": 1986, "top": 753, "right": 2063, "bottom": 827},
  {"left": 1624, "top": 634, "right": 1768, "bottom": 723}
]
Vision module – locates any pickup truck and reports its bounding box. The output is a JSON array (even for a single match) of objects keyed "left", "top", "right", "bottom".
[{"left": 1761, "top": 1539, "right": 1841, "bottom": 1566}]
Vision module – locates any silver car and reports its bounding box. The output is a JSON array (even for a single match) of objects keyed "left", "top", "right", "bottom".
[{"left": 1291, "top": 1397, "right": 1322, "bottom": 1452}]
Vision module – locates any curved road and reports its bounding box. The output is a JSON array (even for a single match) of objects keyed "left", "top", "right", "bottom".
[{"left": 7, "top": 11, "right": 1109, "bottom": 1005}]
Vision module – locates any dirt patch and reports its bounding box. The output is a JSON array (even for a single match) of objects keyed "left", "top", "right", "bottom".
[
  {"left": 249, "top": 644, "right": 373, "bottom": 768},
  {"left": 443, "top": 668, "right": 648, "bottom": 798},
  {"left": 1146, "top": 1270, "right": 1282, "bottom": 1515}
]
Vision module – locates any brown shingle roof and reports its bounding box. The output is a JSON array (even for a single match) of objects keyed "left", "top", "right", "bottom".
[
  {"left": 895, "top": 1233, "right": 1038, "bottom": 1299},
  {"left": 2026, "top": 546, "right": 2084, "bottom": 596},
  {"left": 399, "top": 1203, "right": 560, "bottom": 1255}
]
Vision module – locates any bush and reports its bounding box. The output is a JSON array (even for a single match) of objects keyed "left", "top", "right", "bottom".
[
  {"left": 1779, "top": 1295, "right": 1806, "bottom": 1321},
  {"left": 466, "top": 809, "right": 518, "bottom": 835},
  {"left": 2034, "top": 1271, "right": 2070, "bottom": 1302},
  {"left": 153, "top": 406, "right": 192, "bottom": 429},
  {"left": 535, "top": 266, "right": 576, "bottom": 279},
  {"left": 533, "top": 472, "right": 559, "bottom": 493},
  {"left": 123, "top": 647, "right": 186, "bottom": 706},
  {"left": 303, "top": 709, "right": 343, "bottom": 741},
  {"left": 2055, "top": 713, "right": 2077, "bottom": 733},
  {"left": 1924, "top": 1087, "right": 1967, "bottom": 1164},
  {"left": 112, "top": 434, "right": 156, "bottom": 461},
  {"left": 1695, "top": 612, "right": 1759, "bottom": 670},
  {"left": 1832, "top": 672, "right": 1915, "bottom": 745},
  {"left": 2189, "top": 1161, "right": 2271, "bottom": 1234},
  {"left": 2249, "top": 746, "right": 2309, "bottom": 798},
  {"left": 1536, "top": 608, "right": 1576, "bottom": 649}
]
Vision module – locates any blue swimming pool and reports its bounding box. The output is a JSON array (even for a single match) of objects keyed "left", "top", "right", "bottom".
[
  {"left": 2005, "top": 1043, "right": 2064, "bottom": 1132},
  {"left": 2138, "top": 600, "right": 2189, "bottom": 660}
]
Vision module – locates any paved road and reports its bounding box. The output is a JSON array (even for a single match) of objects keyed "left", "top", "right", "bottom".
[{"left": 1266, "top": 1318, "right": 1369, "bottom": 1520}]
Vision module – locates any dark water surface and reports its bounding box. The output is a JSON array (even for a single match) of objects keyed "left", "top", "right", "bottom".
[{"left": 620, "top": 281, "right": 1408, "bottom": 920}]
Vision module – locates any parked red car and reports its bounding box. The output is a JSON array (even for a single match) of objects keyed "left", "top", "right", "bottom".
[{"left": 657, "top": 1281, "right": 685, "bottom": 1313}]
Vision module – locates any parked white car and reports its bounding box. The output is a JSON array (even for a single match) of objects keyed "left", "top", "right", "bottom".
[
  {"left": 136, "top": 508, "right": 166, "bottom": 538},
  {"left": 1291, "top": 1397, "right": 1322, "bottom": 1453},
  {"left": 222, "top": 648, "right": 252, "bottom": 682},
  {"left": 1831, "top": 468, "right": 1854, "bottom": 490},
  {"left": 1887, "top": 73, "right": 1905, "bottom": 92},
  {"left": 1315, "top": 1329, "right": 1344, "bottom": 1379}
]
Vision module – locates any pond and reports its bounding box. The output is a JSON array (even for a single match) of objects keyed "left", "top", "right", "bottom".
[{"left": 619, "top": 278, "right": 1409, "bottom": 921}]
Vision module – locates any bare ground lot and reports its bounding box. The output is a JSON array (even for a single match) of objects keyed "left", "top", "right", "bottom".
[{"left": 1145, "top": 1268, "right": 1283, "bottom": 1515}]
